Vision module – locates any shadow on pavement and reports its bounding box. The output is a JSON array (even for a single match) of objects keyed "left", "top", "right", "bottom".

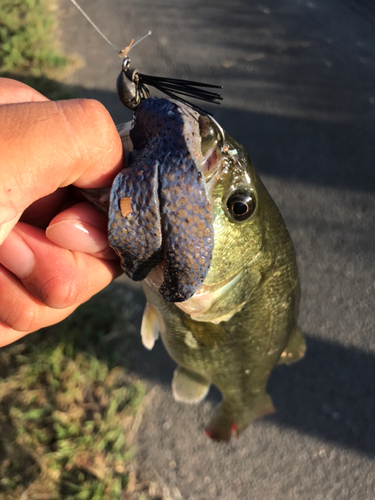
[
  {"left": 114, "top": 285, "right": 375, "bottom": 457},
  {"left": 269, "top": 335, "right": 375, "bottom": 457},
  {"left": 126, "top": 305, "right": 375, "bottom": 457}
]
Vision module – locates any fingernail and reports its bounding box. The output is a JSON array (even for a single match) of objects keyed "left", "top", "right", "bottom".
[
  {"left": 46, "top": 220, "right": 109, "bottom": 254},
  {"left": 0, "top": 231, "right": 35, "bottom": 278}
]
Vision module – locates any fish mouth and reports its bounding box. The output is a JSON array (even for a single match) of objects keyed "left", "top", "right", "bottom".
[{"left": 145, "top": 265, "right": 246, "bottom": 324}]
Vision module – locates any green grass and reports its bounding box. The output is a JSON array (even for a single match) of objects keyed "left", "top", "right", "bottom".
[
  {"left": 0, "top": 285, "right": 147, "bottom": 499},
  {"left": 0, "top": 0, "right": 74, "bottom": 98}
]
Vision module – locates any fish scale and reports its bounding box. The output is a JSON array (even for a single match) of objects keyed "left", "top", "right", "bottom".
[{"left": 139, "top": 125, "right": 304, "bottom": 441}]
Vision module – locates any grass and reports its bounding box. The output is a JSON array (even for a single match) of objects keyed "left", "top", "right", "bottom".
[
  {"left": 0, "top": 0, "right": 74, "bottom": 99},
  {"left": 0, "top": 2, "right": 153, "bottom": 497},
  {"left": 0, "top": 285, "right": 149, "bottom": 499}
]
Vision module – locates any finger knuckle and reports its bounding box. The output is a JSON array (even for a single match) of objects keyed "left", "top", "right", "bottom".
[
  {"left": 4, "top": 302, "right": 38, "bottom": 332},
  {"left": 75, "top": 99, "right": 121, "bottom": 159},
  {"left": 39, "top": 273, "right": 82, "bottom": 309}
]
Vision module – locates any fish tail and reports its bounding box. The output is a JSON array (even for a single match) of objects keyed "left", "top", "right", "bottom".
[{"left": 205, "top": 393, "right": 275, "bottom": 442}]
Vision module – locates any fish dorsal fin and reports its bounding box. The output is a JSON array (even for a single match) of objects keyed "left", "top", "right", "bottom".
[{"left": 172, "top": 366, "right": 210, "bottom": 403}]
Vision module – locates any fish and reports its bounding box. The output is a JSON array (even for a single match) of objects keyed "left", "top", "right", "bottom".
[
  {"left": 70, "top": 0, "right": 304, "bottom": 442},
  {"left": 89, "top": 95, "right": 305, "bottom": 442}
]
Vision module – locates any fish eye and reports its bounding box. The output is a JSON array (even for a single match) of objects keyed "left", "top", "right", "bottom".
[{"left": 226, "top": 190, "right": 256, "bottom": 221}]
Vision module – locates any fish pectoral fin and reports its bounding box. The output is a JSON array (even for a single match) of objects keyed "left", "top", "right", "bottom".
[
  {"left": 277, "top": 326, "right": 306, "bottom": 365},
  {"left": 140, "top": 302, "right": 162, "bottom": 350},
  {"left": 181, "top": 316, "right": 228, "bottom": 348},
  {"left": 172, "top": 366, "right": 210, "bottom": 404}
]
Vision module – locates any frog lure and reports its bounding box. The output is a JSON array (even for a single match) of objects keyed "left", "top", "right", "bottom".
[
  {"left": 111, "top": 55, "right": 223, "bottom": 302},
  {"left": 72, "top": 0, "right": 305, "bottom": 441}
]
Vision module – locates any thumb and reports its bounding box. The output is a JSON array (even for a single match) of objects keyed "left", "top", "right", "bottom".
[{"left": 0, "top": 98, "right": 124, "bottom": 227}]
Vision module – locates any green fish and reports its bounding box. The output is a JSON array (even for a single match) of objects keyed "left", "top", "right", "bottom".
[
  {"left": 85, "top": 96, "right": 305, "bottom": 441},
  {"left": 69, "top": 0, "right": 304, "bottom": 442}
]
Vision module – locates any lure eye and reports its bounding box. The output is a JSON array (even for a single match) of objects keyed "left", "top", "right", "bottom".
[{"left": 226, "top": 190, "right": 256, "bottom": 221}]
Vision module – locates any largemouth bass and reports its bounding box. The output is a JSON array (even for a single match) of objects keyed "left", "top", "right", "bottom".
[
  {"left": 86, "top": 96, "right": 305, "bottom": 442},
  {"left": 69, "top": 0, "right": 304, "bottom": 443}
]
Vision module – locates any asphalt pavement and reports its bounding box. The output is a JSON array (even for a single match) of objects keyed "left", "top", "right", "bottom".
[{"left": 59, "top": 0, "right": 375, "bottom": 498}]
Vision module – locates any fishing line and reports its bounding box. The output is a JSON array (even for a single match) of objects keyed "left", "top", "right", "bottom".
[{"left": 69, "top": 0, "right": 122, "bottom": 54}]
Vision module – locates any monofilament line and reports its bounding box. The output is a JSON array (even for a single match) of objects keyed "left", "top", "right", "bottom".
[
  {"left": 70, "top": 0, "right": 152, "bottom": 57},
  {"left": 69, "top": 0, "right": 121, "bottom": 54}
]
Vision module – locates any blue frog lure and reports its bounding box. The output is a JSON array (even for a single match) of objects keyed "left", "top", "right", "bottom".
[{"left": 70, "top": 0, "right": 225, "bottom": 302}]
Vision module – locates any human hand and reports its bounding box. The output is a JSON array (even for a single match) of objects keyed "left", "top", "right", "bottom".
[{"left": 0, "top": 78, "right": 125, "bottom": 347}]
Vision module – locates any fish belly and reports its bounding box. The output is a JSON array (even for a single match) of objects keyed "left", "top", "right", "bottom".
[{"left": 143, "top": 278, "right": 303, "bottom": 442}]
